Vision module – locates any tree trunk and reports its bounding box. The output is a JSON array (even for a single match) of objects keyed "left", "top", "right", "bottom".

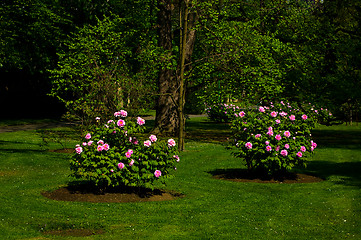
[
  {"left": 153, "top": 0, "right": 179, "bottom": 135},
  {"left": 177, "top": 0, "right": 198, "bottom": 151}
]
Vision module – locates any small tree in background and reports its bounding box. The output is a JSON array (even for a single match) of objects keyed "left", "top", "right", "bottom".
[{"left": 50, "top": 16, "right": 158, "bottom": 127}]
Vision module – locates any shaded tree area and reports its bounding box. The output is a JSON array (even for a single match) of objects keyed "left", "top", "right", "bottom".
[
  {"left": 0, "top": 0, "right": 121, "bottom": 118},
  {"left": 1, "top": 0, "right": 361, "bottom": 130}
]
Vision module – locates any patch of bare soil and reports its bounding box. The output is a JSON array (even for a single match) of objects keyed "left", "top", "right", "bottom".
[
  {"left": 49, "top": 148, "right": 74, "bottom": 154},
  {"left": 42, "top": 183, "right": 184, "bottom": 203},
  {"left": 210, "top": 169, "right": 323, "bottom": 183}
]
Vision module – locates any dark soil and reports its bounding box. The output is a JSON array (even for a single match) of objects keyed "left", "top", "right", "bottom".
[
  {"left": 42, "top": 183, "right": 184, "bottom": 203},
  {"left": 49, "top": 148, "right": 74, "bottom": 154},
  {"left": 210, "top": 168, "right": 323, "bottom": 183}
]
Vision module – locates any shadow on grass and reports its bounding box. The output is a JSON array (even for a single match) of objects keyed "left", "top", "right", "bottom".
[
  {"left": 0, "top": 140, "right": 47, "bottom": 154},
  {"left": 185, "top": 119, "right": 232, "bottom": 143},
  {"left": 312, "top": 129, "right": 361, "bottom": 149},
  {"left": 302, "top": 160, "right": 361, "bottom": 187},
  {"left": 208, "top": 168, "right": 323, "bottom": 183}
]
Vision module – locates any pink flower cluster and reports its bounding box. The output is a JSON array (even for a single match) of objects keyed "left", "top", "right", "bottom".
[
  {"left": 125, "top": 149, "right": 133, "bottom": 158},
  {"left": 114, "top": 110, "right": 128, "bottom": 118},
  {"left": 168, "top": 139, "right": 176, "bottom": 147},
  {"left": 137, "top": 117, "right": 145, "bottom": 126},
  {"left": 97, "top": 141, "right": 110, "bottom": 151},
  {"left": 154, "top": 170, "right": 162, "bottom": 178},
  {"left": 75, "top": 146, "right": 83, "bottom": 154}
]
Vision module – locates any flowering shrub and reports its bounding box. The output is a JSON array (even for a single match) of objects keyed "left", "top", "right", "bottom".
[
  {"left": 231, "top": 101, "right": 319, "bottom": 176},
  {"left": 70, "top": 110, "right": 179, "bottom": 191},
  {"left": 205, "top": 103, "right": 241, "bottom": 122},
  {"left": 302, "top": 102, "right": 335, "bottom": 125}
]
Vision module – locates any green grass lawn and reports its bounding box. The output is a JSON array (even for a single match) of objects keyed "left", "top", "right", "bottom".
[{"left": 0, "top": 118, "right": 360, "bottom": 239}]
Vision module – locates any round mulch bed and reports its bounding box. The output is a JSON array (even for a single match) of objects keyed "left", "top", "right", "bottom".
[
  {"left": 210, "top": 169, "right": 323, "bottom": 184},
  {"left": 42, "top": 183, "right": 184, "bottom": 203}
]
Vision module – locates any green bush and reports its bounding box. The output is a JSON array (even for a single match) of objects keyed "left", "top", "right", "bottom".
[
  {"left": 205, "top": 103, "right": 240, "bottom": 122},
  {"left": 230, "top": 101, "right": 318, "bottom": 176},
  {"left": 70, "top": 110, "right": 179, "bottom": 191}
]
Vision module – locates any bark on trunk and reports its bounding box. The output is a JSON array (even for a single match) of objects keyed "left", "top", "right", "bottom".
[{"left": 153, "top": 0, "right": 179, "bottom": 135}]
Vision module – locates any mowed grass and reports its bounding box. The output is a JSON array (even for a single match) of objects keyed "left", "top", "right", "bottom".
[{"left": 0, "top": 118, "right": 360, "bottom": 239}]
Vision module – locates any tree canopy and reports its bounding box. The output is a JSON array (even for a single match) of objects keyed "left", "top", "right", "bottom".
[{"left": 1, "top": 0, "right": 360, "bottom": 125}]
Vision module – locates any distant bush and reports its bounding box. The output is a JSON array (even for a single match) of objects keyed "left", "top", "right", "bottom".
[{"left": 205, "top": 103, "right": 241, "bottom": 122}]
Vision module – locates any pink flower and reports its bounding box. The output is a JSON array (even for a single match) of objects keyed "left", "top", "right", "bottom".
[
  {"left": 280, "top": 150, "right": 288, "bottom": 156},
  {"left": 120, "top": 110, "right": 128, "bottom": 117},
  {"left": 245, "top": 142, "right": 252, "bottom": 149},
  {"left": 75, "top": 146, "right": 83, "bottom": 154},
  {"left": 275, "top": 119, "right": 281, "bottom": 124},
  {"left": 85, "top": 133, "right": 91, "bottom": 140},
  {"left": 289, "top": 115, "right": 296, "bottom": 121},
  {"left": 268, "top": 126, "right": 273, "bottom": 132},
  {"left": 255, "top": 134, "right": 261, "bottom": 138},
  {"left": 168, "top": 139, "right": 176, "bottom": 147},
  {"left": 95, "top": 117, "right": 100, "bottom": 121},
  {"left": 154, "top": 170, "right": 162, "bottom": 178},
  {"left": 144, "top": 140, "right": 152, "bottom": 147},
  {"left": 271, "top": 111, "right": 278, "bottom": 117},
  {"left": 107, "top": 120, "right": 114, "bottom": 124},
  {"left": 125, "top": 149, "right": 133, "bottom": 158},
  {"left": 311, "top": 141, "right": 317, "bottom": 149},
  {"left": 266, "top": 145, "right": 272, "bottom": 152},
  {"left": 265, "top": 141, "right": 270, "bottom": 145},
  {"left": 110, "top": 169, "right": 114, "bottom": 173},
  {"left": 82, "top": 142, "right": 87, "bottom": 146},
  {"left": 259, "top": 107, "right": 265, "bottom": 113},
  {"left": 103, "top": 143, "right": 110, "bottom": 151},
  {"left": 137, "top": 117, "right": 145, "bottom": 125},
  {"left": 280, "top": 111, "right": 287, "bottom": 117},
  {"left": 149, "top": 134, "right": 157, "bottom": 142},
  {"left": 239, "top": 111, "right": 245, "bottom": 117},
  {"left": 296, "top": 152, "right": 303, "bottom": 157},
  {"left": 276, "top": 146, "right": 280, "bottom": 151},
  {"left": 285, "top": 144, "right": 290, "bottom": 149},
  {"left": 275, "top": 134, "right": 282, "bottom": 141},
  {"left": 173, "top": 155, "right": 180, "bottom": 162},
  {"left": 267, "top": 131, "right": 274, "bottom": 136},
  {"left": 97, "top": 145, "right": 103, "bottom": 151},
  {"left": 118, "top": 162, "right": 125, "bottom": 169},
  {"left": 117, "top": 119, "right": 125, "bottom": 127},
  {"left": 284, "top": 131, "right": 291, "bottom": 138},
  {"left": 97, "top": 140, "right": 104, "bottom": 145},
  {"left": 129, "top": 159, "right": 134, "bottom": 166},
  {"left": 302, "top": 114, "right": 308, "bottom": 120},
  {"left": 300, "top": 146, "right": 306, "bottom": 152},
  {"left": 87, "top": 141, "right": 93, "bottom": 146},
  {"left": 114, "top": 111, "right": 121, "bottom": 117}
]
